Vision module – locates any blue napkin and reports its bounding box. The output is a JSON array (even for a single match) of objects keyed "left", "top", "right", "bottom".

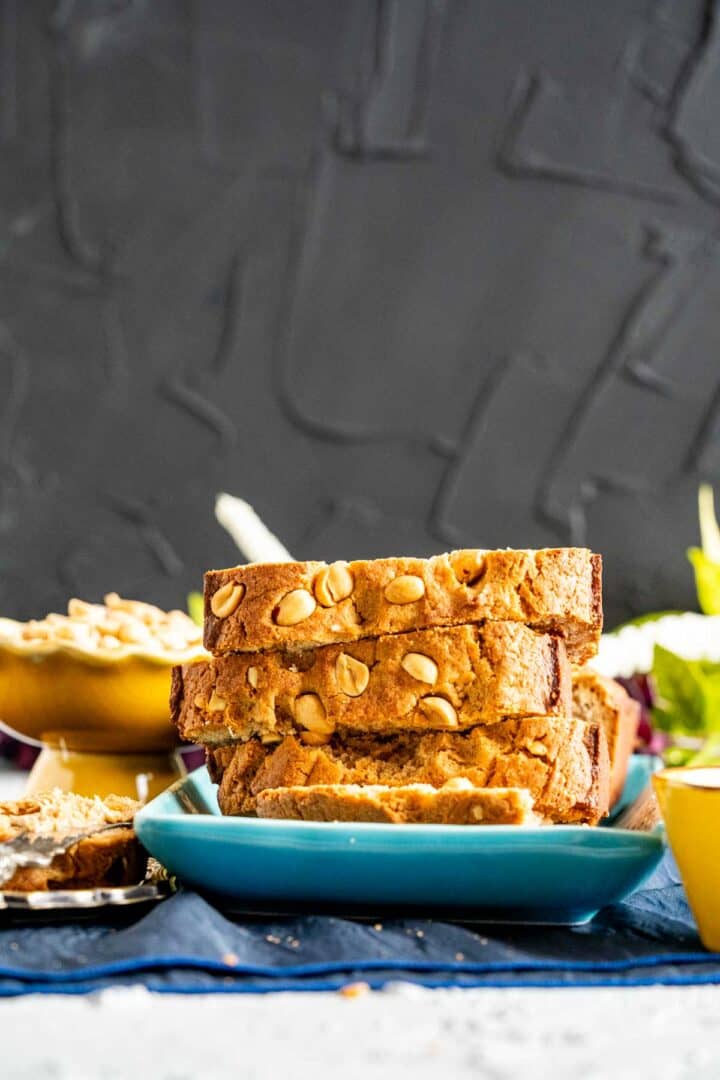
[{"left": 0, "top": 853, "right": 717, "bottom": 995}]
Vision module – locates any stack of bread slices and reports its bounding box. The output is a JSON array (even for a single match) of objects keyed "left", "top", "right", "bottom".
[{"left": 171, "top": 549, "right": 639, "bottom": 825}]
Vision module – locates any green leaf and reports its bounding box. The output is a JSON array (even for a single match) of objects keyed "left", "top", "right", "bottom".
[
  {"left": 652, "top": 645, "right": 707, "bottom": 735},
  {"left": 187, "top": 592, "right": 204, "bottom": 627},
  {"left": 688, "top": 734, "right": 720, "bottom": 767},
  {"left": 650, "top": 486, "right": 720, "bottom": 754},
  {"left": 687, "top": 484, "right": 720, "bottom": 614},
  {"left": 688, "top": 547, "right": 720, "bottom": 616},
  {"left": 662, "top": 745, "right": 698, "bottom": 768},
  {"left": 700, "top": 671, "right": 720, "bottom": 734},
  {"left": 651, "top": 644, "right": 720, "bottom": 743}
]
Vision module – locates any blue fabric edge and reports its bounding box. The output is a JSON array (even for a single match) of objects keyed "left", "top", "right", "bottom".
[
  {"left": 2, "top": 969, "right": 720, "bottom": 996},
  {"left": 2, "top": 949, "right": 719, "bottom": 985}
]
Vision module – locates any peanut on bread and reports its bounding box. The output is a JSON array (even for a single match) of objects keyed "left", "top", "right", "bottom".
[{"left": 203, "top": 548, "right": 602, "bottom": 663}]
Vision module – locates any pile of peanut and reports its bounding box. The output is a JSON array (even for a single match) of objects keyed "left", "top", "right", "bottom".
[{"left": 0, "top": 593, "right": 205, "bottom": 659}]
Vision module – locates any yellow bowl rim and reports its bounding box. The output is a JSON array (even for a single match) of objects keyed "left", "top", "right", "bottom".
[{"left": 0, "top": 638, "right": 208, "bottom": 668}]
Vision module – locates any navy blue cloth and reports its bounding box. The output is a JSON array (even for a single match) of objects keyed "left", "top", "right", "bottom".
[{"left": 1, "top": 853, "right": 717, "bottom": 995}]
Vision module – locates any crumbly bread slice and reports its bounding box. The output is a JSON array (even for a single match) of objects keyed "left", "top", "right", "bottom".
[
  {"left": 206, "top": 744, "right": 236, "bottom": 785},
  {"left": 210, "top": 716, "right": 610, "bottom": 825},
  {"left": 255, "top": 779, "right": 538, "bottom": 825},
  {"left": 0, "top": 791, "right": 145, "bottom": 891},
  {"left": 204, "top": 548, "right": 602, "bottom": 663},
  {"left": 172, "top": 622, "right": 571, "bottom": 742},
  {"left": 572, "top": 670, "right": 640, "bottom": 806}
]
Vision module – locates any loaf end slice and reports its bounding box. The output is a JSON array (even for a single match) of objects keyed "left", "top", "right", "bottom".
[
  {"left": 573, "top": 670, "right": 640, "bottom": 806},
  {"left": 0, "top": 791, "right": 145, "bottom": 891}
]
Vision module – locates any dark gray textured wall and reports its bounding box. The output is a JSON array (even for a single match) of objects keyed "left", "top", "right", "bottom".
[{"left": 2, "top": 0, "right": 720, "bottom": 628}]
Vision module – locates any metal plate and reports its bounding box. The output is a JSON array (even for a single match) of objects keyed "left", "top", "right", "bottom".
[{"left": 0, "top": 862, "right": 175, "bottom": 921}]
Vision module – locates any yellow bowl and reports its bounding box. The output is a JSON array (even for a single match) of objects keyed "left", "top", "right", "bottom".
[
  {"left": 653, "top": 766, "right": 720, "bottom": 952},
  {"left": 0, "top": 645, "right": 186, "bottom": 752},
  {"left": 25, "top": 740, "right": 185, "bottom": 802}
]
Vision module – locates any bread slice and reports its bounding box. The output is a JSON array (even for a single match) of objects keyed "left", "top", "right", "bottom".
[
  {"left": 255, "top": 779, "right": 538, "bottom": 825},
  {"left": 572, "top": 670, "right": 640, "bottom": 806},
  {"left": 0, "top": 791, "right": 145, "bottom": 891},
  {"left": 204, "top": 548, "right": 602, "bottom": 663},
  {"left": 173, "top": 621, "right": 571, "bottom": 743},
  {"left": 210, "top": 716, "right": 610, "bottom": 825}
]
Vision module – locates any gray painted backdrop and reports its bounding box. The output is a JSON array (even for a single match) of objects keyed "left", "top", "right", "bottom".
[{"left": 2, "top": 0, "right": 720, "bottom": 628}]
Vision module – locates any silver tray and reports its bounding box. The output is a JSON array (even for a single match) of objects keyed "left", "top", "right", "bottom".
[{"left": 0, "top": 861, "right": 175, "bottom": 920}]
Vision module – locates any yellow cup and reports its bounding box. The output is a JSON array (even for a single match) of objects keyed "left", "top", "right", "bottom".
[{"left": 653, "top": 767, "right": 720, "bottom": 952}]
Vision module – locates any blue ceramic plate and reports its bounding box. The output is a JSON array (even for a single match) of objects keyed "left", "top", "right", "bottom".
[{"left": 135, "top": 757, "right": 665, "bottom": 924}]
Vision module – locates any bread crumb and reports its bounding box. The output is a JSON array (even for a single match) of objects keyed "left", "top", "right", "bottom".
[{"left": 340, "top": 982, "right": 370, "bottom": 999}]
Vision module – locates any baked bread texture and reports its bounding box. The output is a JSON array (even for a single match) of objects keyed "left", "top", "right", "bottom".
[
  {"left": 172, "top": 621, "right": 571, "bottom": 742},
  {"left": 204, "top": 548, "right": 602, "bottom": 663},
  {"left": 573, "top": 670, "right": 640, "bottom": 805},
  {"left": 0, "top": 791, "right": 145, "bottom": 891},
  {"left": 209, "top": 716, "right": 610, "bottom": 825},
  {"left": 255, "top": 779, "right": 538, "bottom": 825}
]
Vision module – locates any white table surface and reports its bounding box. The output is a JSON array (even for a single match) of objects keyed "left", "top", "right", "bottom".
[
  {"left": 2, "top": 983, "right": 720, "bottom": 1079},
  {"left": 2, "top": 763, "right": 718, "bottom": 1080}
]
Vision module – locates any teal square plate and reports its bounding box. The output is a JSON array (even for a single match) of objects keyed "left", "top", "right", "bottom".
[{"left": 135, "top": 757, "right": 665, "bottom": 925}]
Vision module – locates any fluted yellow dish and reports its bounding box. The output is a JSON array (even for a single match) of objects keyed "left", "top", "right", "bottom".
[
  {"left": 0, "top": 646, "right": 191, "bottom": 749},
  {"left": 0, "top": 595, "right": 207, "bottom": 800},
  {"left": 653, "top": 766, "right": 720, "bottom": 952}
]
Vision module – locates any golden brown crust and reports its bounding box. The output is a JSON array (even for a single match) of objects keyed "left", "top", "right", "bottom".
[
  {"left": 212, "top": 717, "right": 610, "bottom": 825},
  {"left": 204, "top": 743, "right": 238, "bottom": 785},
  {"left": 0, "top": 791, "right": 145, "bottom": 891},
  {"left": 572, "top": 670, "right": 640, "bottom": 806},
  {"left": 204, "top": 549, "right": 602, "bottom": 663},
  {"left": 173, "top": 622, "right": 572, "bottom": 742},
  {"left": 2, "top": 828, "right": 145, "bottom": 891},
  {"left": 255, "top": 780, "right": 538, "bottom": 825}
]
